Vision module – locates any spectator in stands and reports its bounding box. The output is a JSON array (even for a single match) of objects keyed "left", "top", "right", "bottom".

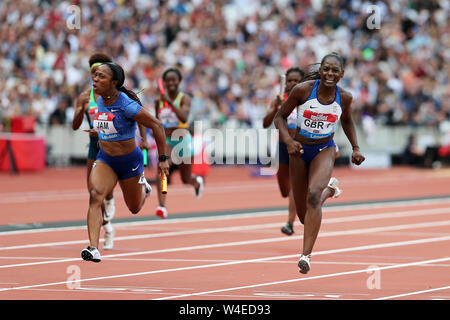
[{"left": 0, "top": 0, "right": 447, "bottom": 136}]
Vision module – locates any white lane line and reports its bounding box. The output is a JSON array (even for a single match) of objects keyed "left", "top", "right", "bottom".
[
  {"left": 1, "top": 236, "right": 448, "bottom": 293},
  {"left": 0, "top": 182, "right": 281, "bottom": 204},
  {"left": 2, "top": 197, "right": 450, "bottom": 236},
  {"left": 156, "top": 257, "right": 450, "bottom": 300},
  {"left": 1, "top": 201, "right": 450, "bottom": 248},
  {"left": 374, "top": 286, "right": 450, "bottom": 300},
  {"left": 2, "top": 171, "right": 447, "bottom": 203},
  {"left": 1, "top": 219, "right": 450, "bottom": 269}
]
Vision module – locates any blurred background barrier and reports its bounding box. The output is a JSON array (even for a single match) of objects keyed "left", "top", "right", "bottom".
[
  {"left": 0, "top": 132, "right": 46, "bottom": 172},
  {"left": 27, "top": 120, "right": 447, "bottom": 170}
]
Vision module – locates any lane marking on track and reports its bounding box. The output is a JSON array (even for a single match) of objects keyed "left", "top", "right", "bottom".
[
  {"left": 374, "top": 285, "right": 450, "bottom": 300},
  {"left": 0, "top": 236, "right": 448, "bottom": 293},
  {"left": 156, "top": 257, "right": 450, "bottom": 300},
  {"left": 2, "top": 172, "right": 449, "bottom": 203},
  {"left": 1, "top": 197, "right": 450, "bottom": 236},
  {"left": 1, "top": 218, "right": 450, "bottom": 269},
  {"left": 0, "top": 205, "right": 449, "bottom": 251},
  {"left": 1, "top": 169, "right": 448, "bottom": 203}
]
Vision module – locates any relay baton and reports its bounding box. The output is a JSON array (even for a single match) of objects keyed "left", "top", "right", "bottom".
[
  {"left": 161, "top": 173, "right": 167, "bottom": 194},
  {"left": 280, "top": 74, "right": 286, "bottom": 97},
  {"left": 143, "top": 148, "right": 148, "bottom": 167},
  {"left": 157, "top": 77, "right": 168, "bottom": 193},
  {"left": 157, "top": 78, "right": 170, "bottom": 109}
]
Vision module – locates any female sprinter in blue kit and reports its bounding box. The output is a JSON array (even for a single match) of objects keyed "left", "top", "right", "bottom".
[
  {"left": 72, "top": 53, "right": 116, "bottom": 250},
  {"left": 275, "top": 53, "right": 365, "bottom": 274},
  {"left": 81, "top": 62, "right": 169, "bottom": 263}
]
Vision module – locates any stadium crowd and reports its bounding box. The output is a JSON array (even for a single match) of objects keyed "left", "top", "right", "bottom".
[{"left": 0, "top": 0, "right": 448, "bottom": 133}]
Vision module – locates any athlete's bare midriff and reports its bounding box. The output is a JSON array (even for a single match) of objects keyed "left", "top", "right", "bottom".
[{"left": 99, "top": 138, "right": 136, "bottom": 157}]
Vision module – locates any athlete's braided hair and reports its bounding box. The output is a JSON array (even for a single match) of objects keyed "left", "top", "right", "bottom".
[
  {"left": 300, "top": 63, "right": 321, "bottom": 82},
  {"left": 104, "top": 62, "right": 143, "bottom": 106}
]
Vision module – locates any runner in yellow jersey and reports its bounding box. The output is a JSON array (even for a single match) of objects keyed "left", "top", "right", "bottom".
[{"left": 154, "top": 68, "right": 204, "bottom": 218}]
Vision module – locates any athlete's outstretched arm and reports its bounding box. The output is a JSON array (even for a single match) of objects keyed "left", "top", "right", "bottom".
[
  {"left": 263, "top": 95, "right": 282, "bottom": 129},
  {"left": 72, "top": 89, "right": 90, "bottom": 130}
]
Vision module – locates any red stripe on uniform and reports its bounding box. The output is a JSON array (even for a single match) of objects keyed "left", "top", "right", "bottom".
[{"left": 303, "top": 110, "right": 337, "bottom": 122}]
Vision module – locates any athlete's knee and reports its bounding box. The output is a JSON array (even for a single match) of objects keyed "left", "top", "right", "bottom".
[
  {"left": 280, "top": 188, "right": 290, "bottom": 198},
  {"left": 89, "top": 188, "right": 105, "bottom": 206},
  {"left": 297, "top": 212, "right": 305, "bottom": 224},
  {"left": 181, "top": 175, "right": 191, "bottom": 184},
  {"left": 128, "top": 204, "right": 143, "bottom": 215},
  {"left": 307, "top": 186, "right": 322, "bottom": 209}
]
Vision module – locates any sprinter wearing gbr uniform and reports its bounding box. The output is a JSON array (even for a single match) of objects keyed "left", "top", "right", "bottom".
[{"left": 274, "top": 53, "right": 365, "bottom": 274}]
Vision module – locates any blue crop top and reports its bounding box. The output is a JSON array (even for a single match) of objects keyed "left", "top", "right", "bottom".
[{"left": 93, "top": 92, "right": 141, "bottom": 141}]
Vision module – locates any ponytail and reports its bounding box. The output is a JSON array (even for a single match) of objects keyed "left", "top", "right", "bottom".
[
  {"left": 104, "top": 62, "right": 143, "bottom": 106},
  {"left": 119, "top": 86, "right": 143, "bottom": 106},
  {"left": 299, "top": 63, "right": 321, "bottom": 83}
]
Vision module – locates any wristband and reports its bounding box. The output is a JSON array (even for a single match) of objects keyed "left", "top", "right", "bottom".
[
  {"left": 158, "top": 154, "right": 169, "bottom": 162},
  {"left": 352, "top": 145, "right": 360, "bottom": 151}
]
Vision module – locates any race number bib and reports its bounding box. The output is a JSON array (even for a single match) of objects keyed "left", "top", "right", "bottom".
[
  {"left": 158, "top": 107, "right": 179, "bottom": 128},
  {"left": 299, "top": 109, "right": 337, "bottom": 139},
  {"left": 93, "top": 112, "right": 118, "bottom": 135}
]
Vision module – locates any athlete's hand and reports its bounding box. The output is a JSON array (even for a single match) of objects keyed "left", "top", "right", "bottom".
[
  {"left": 140, "top": 140, "right": 152, "bottom": 151},
  {"left": 158, "top": 160, "right": 170, "bottom": 177},
  {"left": 286, "top": 139, "right": 304, "bottom": 156},
  {"left": 83, "top": 129, "right": 98, "bottom": 138},
  {"left": 160, "top": 92, "right": 172, "bottom": 105},
  {"left": 274, "top": 95, "right": 282, "bottom": 107},
  {"left": 352, "top": 150, "right": 365, "bottom": 165}
]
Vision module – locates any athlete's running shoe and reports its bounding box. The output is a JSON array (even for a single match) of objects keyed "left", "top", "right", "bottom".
[
  {"left": 327, "top": 177, "right": 342, "bottom": 198},
  {"left": 103, "top": 198, "right": 115, "bottom": 222},
  {"left": 81, "top": 246, "right": 102, "bottom": 263},
  {"left": 103, "top": 230, "right": 115, "bottom": 250},
  {"left": 139, "top": 174, "right": 152, "bottom": 197},
  {"left": 298, "top": 254, "right": 311, "bottom": 274},
  {"left": 155, "top": 206, "right": 168, "bottom": 219},
  {"left": 195, "top": 176, "right": 204, "bottom": 198},
  {"left": 281, "top": 223, "right": 294, "bottom": 236}
]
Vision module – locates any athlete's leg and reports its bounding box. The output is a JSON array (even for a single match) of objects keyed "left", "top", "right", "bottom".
[
  {"left": 289, "top": 155, "right": 308, "bottom": 225},
  {"left": 87, "top": 161, "right": 117, "bottom": 248},
  {"left": 118, "top": 173, "right": 149, "bottom": 214},
  {"left": 276, "top": 163, "right": 290, "bottom": 198},
  {"left": 287, "top": 190, "right": 296, "bottom": 225},
  {"left": 179, "top": 162, "right": 199, "bottom": 187},
  {"left": 278, "top": 162, "right": 296, "bottom": 234},
  {"left": 302, "top": 147, "right": 336, "bottom": 256}
]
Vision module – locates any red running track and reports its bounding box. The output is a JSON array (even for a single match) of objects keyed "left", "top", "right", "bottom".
[{"left": 0, "top": 165, "right": 449, "bottom": 300}]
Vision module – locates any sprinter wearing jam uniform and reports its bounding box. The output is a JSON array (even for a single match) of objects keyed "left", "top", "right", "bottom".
[
  {"left": 72, "top": 53, "right": 116, "bottom": 250},
  {"left": 81, "top": 62, "right": 169, "bottom": 263}
]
